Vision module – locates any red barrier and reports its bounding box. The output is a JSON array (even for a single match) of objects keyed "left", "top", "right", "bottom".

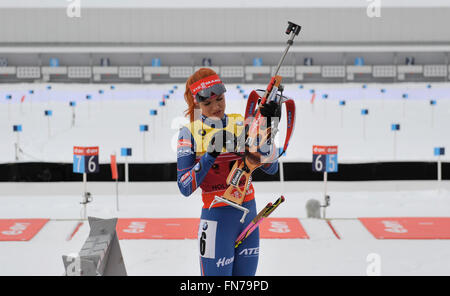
[
  {"left": 117, "top": 218, "right": 199, "bottom": 240},
  {"left": 359, "top": 217, "right": 450, "bottom": 239},
  {"left": 117, "top": 218, "right": 308, "bottom": 240},
  {"left": 0, "top": 219, "right": 49, "bottom": 241},
  {"left": 260, "top": 218, "right": 309, "bottom": 239}
]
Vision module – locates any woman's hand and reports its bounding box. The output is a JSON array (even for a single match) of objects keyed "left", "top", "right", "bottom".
[
  {"left": 259, "top": 101, "right": 281, "bottom": 119},
  {"left": 207, "top": 130, "right": 236, "bottom": 158}
]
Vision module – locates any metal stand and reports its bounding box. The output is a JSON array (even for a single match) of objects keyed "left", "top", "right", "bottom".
[
  {"left": 124, "top": 157, "right": 129, "bottom": 198},
  {"left": 321, "top": 172, "right": 330, "bottom": 218},
  {"left": 393, "top": 130, "right": 397, "bottom": 160},
  {"left": 14, "top": 143, "right": 19, "bottom": 161},
  {"left": 437, "top": 155, "right": 442, "bottom": 193},
  {"left": 71, "top": 107, "right": 76, "bottom": 128},
  {"left": 80, "top": 173, "right": 93, "bottom": 220},
  {"left": 47, "top": 116, "right": 51, "bottom": 139},
  {"left": 321, "top": 195, "right": 330, "bottom": 219},
  {"left": 14, "top": 132, "right": 20, "bottom": 161},
  {"left": 115, "top": 179, "right": 119, "bottom": 212},
  {"left": 209, "top": 196, "right": 249, "bottom": 223},
  {"left": 80, "top": 192, "right": 93, "bottom": 220}
]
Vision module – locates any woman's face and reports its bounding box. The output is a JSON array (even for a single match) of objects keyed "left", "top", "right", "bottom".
[{"left": 198, "top": 94, "right": 226, "bottom": 119}]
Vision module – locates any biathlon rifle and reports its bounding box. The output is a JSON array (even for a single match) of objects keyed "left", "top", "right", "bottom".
[{"left": 209, "top": 21, "right": 301, "bottom": 222}]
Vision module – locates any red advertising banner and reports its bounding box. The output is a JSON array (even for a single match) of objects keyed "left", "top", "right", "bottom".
[
  {"left": 116, "top": 218, "right": 309, "bottom": 240},
  {"left": 0, "top": 219, "right": 49, "bottom": 241},
  {"left": 260, "top": 218, "right": 309, "bottom": 239},
  {"left": 359, "top": 217, "right": 450, "bottom": 239},
  {"left": 117, "top": 218, "right": 199, "bottom": 240}
]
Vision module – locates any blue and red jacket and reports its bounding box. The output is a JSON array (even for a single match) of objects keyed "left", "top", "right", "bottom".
[{"left": 177, "top": 113, "right": 278, "bottom": 208}]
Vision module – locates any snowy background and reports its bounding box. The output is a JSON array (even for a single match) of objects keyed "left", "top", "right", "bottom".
[
  {"left": 0, "top": 82, "right": 449, "bottom": 276},
  {"left": 1, "top": 82, "right": 449, "bottom": 164}
]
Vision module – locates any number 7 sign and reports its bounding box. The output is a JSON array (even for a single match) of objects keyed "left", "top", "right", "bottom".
[{"left": 73, "top": 146, "right": 99, "bottom": 174}]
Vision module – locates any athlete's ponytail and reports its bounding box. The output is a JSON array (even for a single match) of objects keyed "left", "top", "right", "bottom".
[{"left": 184, "top": 68, "right": 218, "bottom": 122}]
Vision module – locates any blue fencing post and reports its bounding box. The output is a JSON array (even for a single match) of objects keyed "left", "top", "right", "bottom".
[
  {"left": 98, "top": 89, "right": 104, "bottom": 109},
  {"left": 70, "top": 101, "right": 76, "bottom": 127},
  {"left": 44, "top": 110, "right": 53, "bottom": 138},
  {"left": 121, "top": 147, "right": 133, "bottom": 196},
  {"left": 322, "top": 94, "right": 328, "bottom": 118},
  {"left": 28, "top": 90, "right": 34, "bottom": 112},
  {"left": 361, "top": 109, "right": 369, "bottom": 140},
  {"left": 339, "top": 100, "right": 346, "bottom": 128},
  {"left": 6, "top": 94, "right": 12, "bottom": 120},
  {"left": 139, "top": 125, "right": 149, "bottom": 161},
  {"left": 86, "top": 94, "right": 92, "bottom": 120},
  {"left": 391, "top": 124, "right": 401, "bottom": 160},
  {"left": 380, "top": 88, "right": 386, "bottom": 109},
  {"left": 149, "top": 109, "right": 158, "bottom": 141},
  {"left": 12, "top": 124, "right": 22, "bottom": 161},
  {"left": 402, "top": 93, "right": 408, "bottom": 118},
  {"left": 430, "top": 99, "right": 437, "bottom": 128},
  {"left": 434, "top": 147, "right": 445, "bottom": 191}
]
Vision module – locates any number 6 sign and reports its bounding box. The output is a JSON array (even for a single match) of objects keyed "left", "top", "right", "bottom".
[
  {"left": 312, "top": 145, "right": 338, "bottom": 219},
  {"left": 73, "top": 146, "right": 99, "bottom": 174},
  {"left": 312, "top": 145, "right": 338, "bottom": 173}
]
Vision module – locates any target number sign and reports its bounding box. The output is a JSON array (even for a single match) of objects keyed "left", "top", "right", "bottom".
[
  {"left": 73, "top": 146, "right": 99, "bottom": 174},
  {"left": 312, "top": 145, "right": 338, "bottom": 173}
]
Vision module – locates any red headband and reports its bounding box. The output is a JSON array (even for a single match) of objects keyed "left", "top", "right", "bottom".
[{"left": 189, "top": 74, "right": 223, "bottom": 97}]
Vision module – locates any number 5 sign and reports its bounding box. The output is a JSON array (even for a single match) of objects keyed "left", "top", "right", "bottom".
[
  {"left": 312, "top": 145, "right": 338, "bottom": 173},
  {"left": 73, "top": 146, "right": 99, "bottom": 174},
  {"left": 312, "top": 145, "right": 338, "bottom": 219}
]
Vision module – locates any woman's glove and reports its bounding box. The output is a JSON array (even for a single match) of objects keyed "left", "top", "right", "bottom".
[
  {"left": 259, "top": 101, "right": 281, "bottom": 129},
  {"left": 207, "top": 130, "right": 236, "bottom": 158},
  {"left": 259, "top": 101, "right": 281, "bottom": 119}
]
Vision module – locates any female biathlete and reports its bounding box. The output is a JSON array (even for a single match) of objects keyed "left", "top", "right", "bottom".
[{"left": 176, "top": 68, "right": 280, "bottom": 276}]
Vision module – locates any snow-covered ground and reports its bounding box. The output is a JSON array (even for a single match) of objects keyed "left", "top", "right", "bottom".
[{"left": 0, "top": 181, "right": 449, "bottom": 276}]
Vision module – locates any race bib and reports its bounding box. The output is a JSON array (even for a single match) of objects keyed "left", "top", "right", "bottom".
[{"left": 198, "top": 219, "right": 217, "bottom": 259}]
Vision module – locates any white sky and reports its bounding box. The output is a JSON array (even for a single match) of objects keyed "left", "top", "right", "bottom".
[{"left": 0, "top": 0, "right": 450, "bottom": 8}]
